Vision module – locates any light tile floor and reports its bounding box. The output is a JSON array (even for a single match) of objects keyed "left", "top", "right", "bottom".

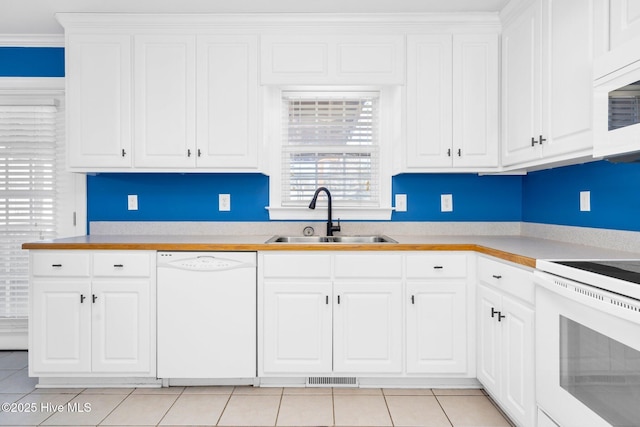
[{"left": 0, "top": 351, "right": 513, "bottom": 426}]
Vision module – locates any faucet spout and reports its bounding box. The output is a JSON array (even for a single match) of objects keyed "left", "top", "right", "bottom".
[{"left": 309, "top": 187, "right": 341, "bottom": 237}]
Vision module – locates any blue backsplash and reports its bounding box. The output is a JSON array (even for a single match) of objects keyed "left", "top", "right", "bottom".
[
  {"left": 523, "top": 160, "right": 640, "bottom": 232},
  {"left": 5, "top": 46, "right": 640, "bottom": 232},
  {"left": 87, "top": 172, "right": 524, "bottom": 223},
  {"left": 88, "top": 173, "right": 271, "bottom": 222}
]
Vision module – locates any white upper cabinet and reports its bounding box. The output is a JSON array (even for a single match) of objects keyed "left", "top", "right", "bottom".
[
  {"left": 59, "top": 15, "right": 261, "bottom": 172},
  {"left": 405, "top": 33, "right": 499, "bottom": 171},
  {"left": 406, "top": 35, "right": 453, "bottom": 168},
  {"left": 196, "top": 35, "right": 259, "bottom": 169},
  {"left": 134, "top": 35, "right": 197, "bottom": 169},
  {"left": 452, "top": 34, "right": 499, "bottom": 168},
  {"left": 502, "top": 0, "right": 594, "bottom": 168},
  {"left": 502, "top": 1, "right": 543, "bottom": 166},
  {"left": 260, "top": 34, "right": 405, "bottom": 85},
  {"left": 609, "top": 0, "right": 640, "bottom": 51},
  {"left": 66, "top": 34, "right": 132, "bottom": 169},
  {"left": 541, "top": 0, "right": 595, "bottom": 158},
  {"left": 133, "top": 34, "right": 259, "bottom": 170}
]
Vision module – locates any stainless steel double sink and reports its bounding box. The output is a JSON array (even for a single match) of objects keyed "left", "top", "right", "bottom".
[{"left": 265, "top": 235, "right": 397, "bottom": 244}]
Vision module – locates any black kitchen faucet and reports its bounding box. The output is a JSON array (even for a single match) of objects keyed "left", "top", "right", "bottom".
[{"left": 309, "top": 187, "right": 341, "bottom": 237}]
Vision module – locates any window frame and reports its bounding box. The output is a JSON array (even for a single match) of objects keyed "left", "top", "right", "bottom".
[
  {"left": 266, "top": 85, "right": 397, "bottom": 220},
  {"left": 0, "top": 77, "right": 86, "bottom": 349}
]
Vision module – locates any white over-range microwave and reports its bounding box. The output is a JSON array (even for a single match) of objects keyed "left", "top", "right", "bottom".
[{"left": 594, "top": 36, "right": 640, "bottom": 159}]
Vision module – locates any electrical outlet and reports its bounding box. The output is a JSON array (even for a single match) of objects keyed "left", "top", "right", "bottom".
[
  {"left": 580, "top": 191, "right": 591, "bottom": 212},
  {"left": 127, "top": 194, "right": 138, "bottom": 211},
  {"left": 395, "top": 194, "right": 407, "bottom": 212},
  {"left": 441, "top": 194, "right": 453, "bottom": 212},
  {"left": 219, "top": 194, "right": 231, "bottom": 211}
]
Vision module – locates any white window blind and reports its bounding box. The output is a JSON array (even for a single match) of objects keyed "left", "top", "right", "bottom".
[
  {"left": 281, "top": 93, "right": 380, "bottom": 207},
  {"left": 0, "top": 105, "right": 58, "bottom": 319}
]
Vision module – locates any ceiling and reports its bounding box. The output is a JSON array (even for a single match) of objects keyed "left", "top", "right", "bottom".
[{"left": 1, "top": 0, "right": 511, "bottom": 35}]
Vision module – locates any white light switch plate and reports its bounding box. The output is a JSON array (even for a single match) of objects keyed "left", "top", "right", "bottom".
[
  {"left": 127, "top": 194, "right": 138, "bottom": 211},
  {"left": 219, "top": 194, "right": 231, "bottom": 211},
  {"left": 580, "top": 191, "right": 591, "bottom": 211},
  {"left": 395, "top": 194, "right": 407, "bottom": 212},
  {"left": 441, "top": 194, "right": 453, "bottom": 212}
]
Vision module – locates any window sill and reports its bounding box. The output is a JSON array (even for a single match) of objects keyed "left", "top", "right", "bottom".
[{"left": 266, "top": 206, "right": 393, "bottom": 221}]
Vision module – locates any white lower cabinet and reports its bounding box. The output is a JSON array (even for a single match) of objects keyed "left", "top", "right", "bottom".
[
  {"left": 262, "top": 281, "right": 333, "bottom": 374},
  {"left": 333, "top": 281, "right": 403, "bottom": 373},
  {"left": 406, "top": 282, "right": 467, "bottom": 373},
  {"left": 29, "top": 251, "right": 155, "bottom": 378},
  {"left": 90, "top": 280, "right": 151, "bottom": 373},
  {"left": 259, "top": 251, "right": 471, "bottom": 379},
  {"left": 406, "top": 253, "right": 472, "bottom": 374},
  {"left": 477, "top": 256, "right": 535, "bottom": 427},
  {"left": 260, "top": 252, "right": 403, "bottom": 376},
  {"left": 31, "top": 280, "right": 92, "bottom": 373}
]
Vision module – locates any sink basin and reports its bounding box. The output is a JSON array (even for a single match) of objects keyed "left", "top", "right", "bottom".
[{"left": 265, "top": 235, "right": 397, "bottom": 244}]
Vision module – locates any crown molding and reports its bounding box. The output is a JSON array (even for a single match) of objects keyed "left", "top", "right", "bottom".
[
  {"left": 0, "top": 34, "right": 64, "bottom": 47},
  {"left": 56, "top": 12, "right": 501, "bottom": 32}
]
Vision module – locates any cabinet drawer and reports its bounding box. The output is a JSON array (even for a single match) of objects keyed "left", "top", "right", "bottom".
[
  {"left": 406, "top": 254, "right": 467, "bottom": 278},
  {"left": 262, "top": 253, "right": 331, "bottom": 278},
  {"left": 334, "top": 253, "right": 402, "bottom": 278},
  {"left": 31, "top": 252, "right": 91, "bottom": 277},
  {"left": 477, "top": 256, "right": 534, "bottom": 304},
  {"left": 93, "top": 252, "right": 152, "bottom": 277}
]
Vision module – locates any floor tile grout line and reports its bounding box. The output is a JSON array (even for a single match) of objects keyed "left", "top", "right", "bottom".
[
  {"left": 95, "top": 387, "right": 139, "bottom": 427},
  {"left": 154, "top": 385, "right": 186, "bottom": 427},
  {"left": 484, "top": 392, "right": 517, "bottom": 427},
  {"left": 214, "top": 387, "right": 234, "bottom": 427},
  {"left": 273, "top": 387, "right": 284, "bottom": 427},
  {"left": 433, "top": 393, "right": 455, "bottom": 427},
  {"left": 381, "top": 388, "right": 395, "bottom": 427},
  {"left": 332, "top": 387, "right": 336, "bottom": 427},
  {"left": 36, "top": 391, "right": 77, "bottom": 427}
]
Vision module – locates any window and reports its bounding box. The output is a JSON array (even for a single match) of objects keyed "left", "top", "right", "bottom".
[
  {"left": 0, "top": 105, "right": 57, "bottom": 323},
  {"left": 0, "top": 78, "right": 86, "bottom": 349},
  {"left": 268, "top": 88, "right": 395, "bottom": 220}
]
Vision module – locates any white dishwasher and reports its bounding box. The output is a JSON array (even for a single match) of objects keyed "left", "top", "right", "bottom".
[{"left": 157, "top": 251, "right": 256, "bottom": 380}]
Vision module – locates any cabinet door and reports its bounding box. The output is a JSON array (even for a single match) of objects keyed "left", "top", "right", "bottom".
[
  {"left": 196, "top": 35, "right": 258, "bottom": 170},
  {"left": 262, "top": 281, "right": 332, "bottom": 374},
  {"left": 476, "top": 284, "right": 502, "bottom": 395},
  {"left": 406, "top": 35, "right": 453, "bottom": 168},
  {"left": 609, "top": 0, "right": 640, "bottom": 51},
  {"left": 260, "top": 35, "right": 331, "bottom": 84},
  {"left": 91, "top": 280, "right": 151, "bottom": 373},
  {"left": 501, "top": 295, "right": 535, "bottom": 427},
  {"left": 333, "top": 281, "right": 402, "bottom": 373},
  {"left": 502, "top": 1, "right": 544, "bottom": 166},
  {"left": 67, "top": 34, "right": 132, "bottom": 169},
  {"left": 406, "top": 282, "right": 467, "bottom": 373},
  {"left": 134, "top": 35, "right": 196, "bottom": 168},
  {"left": 541, "top": 0, "right": 594, "bottom": 158},
  {"left": 334, "top": 35, "right": 405, "bottom": 84},
  {"left": 453, "top": 34, "right": 499, "bottom": 168},
  {"left": 30, "top": 280, "right": 91, "bottom": 374},
  {"left": 260, "top": 35, "right": 403, "bottom": 85}
]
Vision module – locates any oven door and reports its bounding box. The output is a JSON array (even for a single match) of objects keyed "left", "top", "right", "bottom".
[{"left": 535, "top": 272, "right": 640, "bottom": 427}]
